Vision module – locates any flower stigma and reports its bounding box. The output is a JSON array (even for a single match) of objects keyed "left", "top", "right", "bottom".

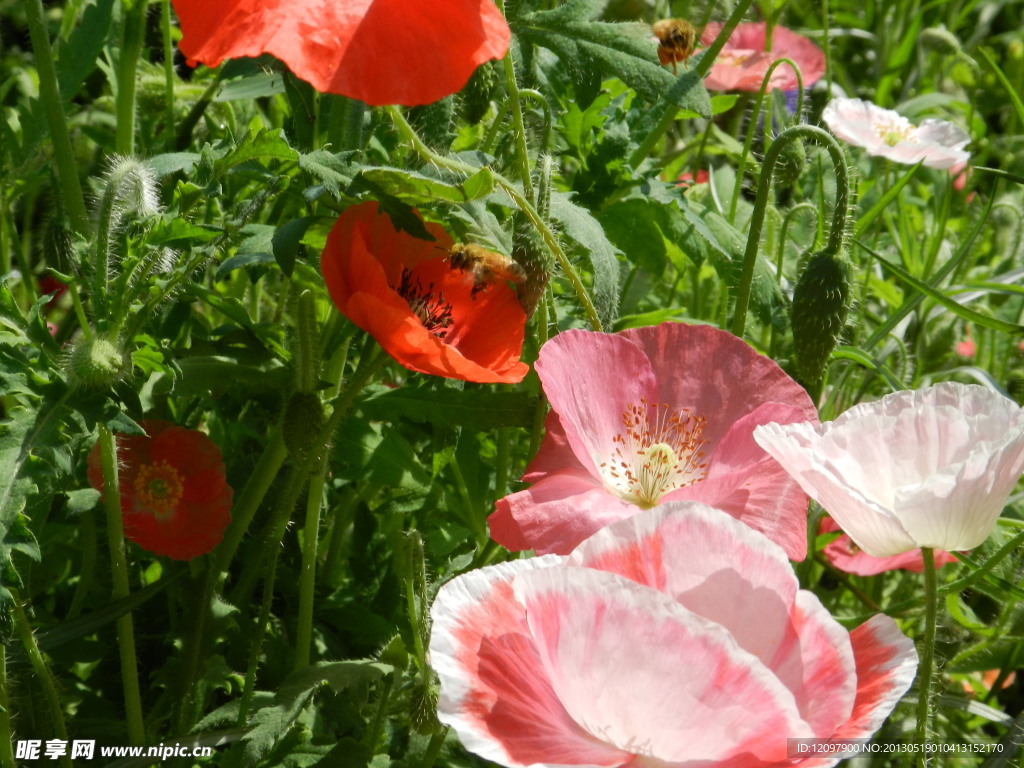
[
  {"left": 397, "top": 269, "right": 454, "bottom": 338},
  {"left": 133, "top": 460, "right": 185, "bottom": 519},
  {"left": 600, "top": 398, "right": 709, "bottom": 507}
]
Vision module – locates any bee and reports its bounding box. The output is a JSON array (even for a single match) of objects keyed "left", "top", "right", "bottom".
[
  {"left": 447, "top": 243, "right": 527, "bottom": 297},
  {"left": 652, "top": 19, "right": 698, "bottom": 74}
]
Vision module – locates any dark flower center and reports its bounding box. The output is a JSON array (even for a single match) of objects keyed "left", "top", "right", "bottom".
[
  {"left": 397, "top": 269, "right": 454, "bottom": 338},
  {"left": 133, "top": 460, "right": 185, "bottom": 519}
]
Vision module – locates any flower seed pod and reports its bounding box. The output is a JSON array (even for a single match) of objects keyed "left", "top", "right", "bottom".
[{"left": 790, "top": 249, "right": 852, "bottom": 385}]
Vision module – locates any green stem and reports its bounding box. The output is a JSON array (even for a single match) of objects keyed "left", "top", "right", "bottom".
[
  {"left": 236, "top": 542, "right": 281, "bottom": 727},
  {"left": 628, "top": 0, "right": 754, "bottom": 168},
  {"left": 98, "top": 424, "right": 146, "bottom": 745},
  {"left": 385, "top": 106, "right": 602, "bottom": 330},
  {"left": 212, "top": 429, "right": 287, "bottom": 580},
  {"left": 420, "top": 727, "right": 449, "bottom": 768},
  {"left": 0, "top": 645, "right": 14, "bottom": 768},
  {"left": 915, "top": 548, "right": 937, "bottom": 766},
  {"left": 20, "top": 0, "right": 89, "bottom": 233},
  {"left": 730, "top": 125, "right": 850, "bottom": 337},
  {"left": 10, "top": 590, "right": 73, "bottom": 768},
  {"left": 173, "top": 563, "right": 212, "bottom": 736},
  {"left": 116, "top": 0, "right": 150, "bottom": 155},
  {"left": 161, "top": 0, "right": 176, "bottom": 152},
  {"left": 494, "top": 0, "right": 534, "bottom": 199},
  {"left": 729, "top": 57, "right": 804, "bottom": 224},
  {"left": 293, "top": 346, "right": 348, "bottom": 671}
]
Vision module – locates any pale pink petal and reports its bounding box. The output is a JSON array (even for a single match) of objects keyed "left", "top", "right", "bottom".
[
  {"left": 522, "top": 412, "right": 584, "bottom": 483},
  {"left": 535, "top": 330, "right": 658, "bottom": 480},
  {"left": 568, "top": 503, "right": 856, "bottom": 736},
  {"left": 429, "top": 556, "right": 632, "bottom": 767},
  {"left": 489, "top": 473, "right": 639, "bottom": 555},
  {"left": 754, "top": 420, "right": 919, "bottom": 557},
  {"left": 700, "top": 22, "right": 824, "bottom": 91},
  {"left": 830, "top": 615, "right": 919, "bottom": 740},
  {"left": 513, "top": 565, "right": 814, "bottom": 763}
]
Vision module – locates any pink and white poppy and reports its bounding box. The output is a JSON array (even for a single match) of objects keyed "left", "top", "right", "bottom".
[
  {"left": 431, "top": 502, "right": 919, "bottom": 767},
  {"left": 822, "top": 98, "right": 970, "bottom": 170},
  {"left": 489, "top": 322, "right": 818, "bottom": 559},
  {"left": 755, "top": 383, "right": 1024, "bottom": 558},
  {"left": 819, "top": 517, "right": 958, "bottom": 577},
  {"left": 701, "top": 22, "right": 825, "bottom": 92}
]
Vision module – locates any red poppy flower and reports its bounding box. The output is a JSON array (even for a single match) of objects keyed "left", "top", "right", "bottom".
[
  {"left": 88, "top": 421, "right": 233, "bottom": 560},
  {"left": 700, "top": 22, "right": 824, "bottom": 91},
  {"left": 170, "top": 0, "right": 511, "bottom": 107},
  {"left": 321, "top": 202, "right": 528, "bottom": 384}
]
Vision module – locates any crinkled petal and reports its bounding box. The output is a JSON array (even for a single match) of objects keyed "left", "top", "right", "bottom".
[
  {"left": 172, "top": 0, "right": 510, "bottom": 106},
  {"left": 514, "top": 565, "right": 814, "bottom": 763},
  {"left": 568, "top": 503, "right": 855, "bottom": 736},
  {"left": 429, "top": 556, "right": 631, "bottom": 768}
]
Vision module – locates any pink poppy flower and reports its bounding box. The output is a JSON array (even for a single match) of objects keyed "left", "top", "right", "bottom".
[
  {"left": 431, "top": 502, "right": 918, "bottom": 768},
  {"left": 700, "top": 22, "right": 825, "bottom": 92},
  {"left": 956, "top": 326, "right": 976, "bottom": 359},
  {"left": 489, "top": 323, "right": 818, "bottom": 559},
  {"left": 822, "top": 98, "right": 970, "bottom": 170},
  {"left": 171, "top": 0, "right": 510, "bottom": 107},
  {"left": 819, "top": 517, "right": 957, "bottom": 577},
  {"left": 755, "top": 383, "right": 1024, "bottom": 558}
]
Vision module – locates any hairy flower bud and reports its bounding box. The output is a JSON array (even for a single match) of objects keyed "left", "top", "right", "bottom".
[
  {"left": 65, "top": 335, "right": 130, "bottom": 389},
  {"left": 790, "top": 250, "right": 852, "bottom": 385}
]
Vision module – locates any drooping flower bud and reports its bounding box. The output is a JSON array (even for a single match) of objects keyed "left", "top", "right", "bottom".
[{"left": 790, "top": 249, "right": 852, "bottom": 385}]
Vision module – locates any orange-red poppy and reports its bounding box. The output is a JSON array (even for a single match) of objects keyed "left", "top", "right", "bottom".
[
  {"left": 88, "top": 421, "right": 233, "bottom": 560},
  {"left": 170, "top": 0, "right": 511, "bottom": 107},
  {"left": 321, "top": 202, "right": 528, "bottom": 384}
]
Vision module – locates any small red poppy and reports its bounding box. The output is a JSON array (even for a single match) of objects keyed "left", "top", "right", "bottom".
[
  {"left": 87, "top": 421, "right": 233, "bottom": 560},
  {"left": 170, "top": 0, "right": 511, "bottom": 107},
  {"left": 321, "top": 202, "right": 528, "bottom": 384}
]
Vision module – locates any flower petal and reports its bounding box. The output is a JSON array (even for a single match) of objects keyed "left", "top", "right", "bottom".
[
  {"left": 429, "top": 556, "right": 631, "bottom": 767},
  {"left": 489, "top": 473, "right": 639, "bottom": 555},
  {"left": 172, "top": 0, "right": 510, "bottom": 106},
  {"left": 514, "top": 565, "right": 813, "bottom": 763}
]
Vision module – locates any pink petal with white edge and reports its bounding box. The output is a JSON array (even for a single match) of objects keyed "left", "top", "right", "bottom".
[
  {"left": 568, "top": 503, "right": 856, "bottom": 735},
  {"left": 429, "top": 556, "right": 632, "bottom": 768},
  {"left": 535, "top": 330, "right": 658, "bottom": 479},
  {"left": 489, "top": 472, "right": 639, "bottom": 555},
  {"left": 513, "top": 565, "right": 814, "bottom": 764},
  {"left": 754, "top": 421, "right": 919, "bottom": 557}
]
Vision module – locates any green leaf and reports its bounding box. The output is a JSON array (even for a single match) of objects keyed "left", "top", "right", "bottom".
[
  {"left": 214, "top": 128, "right": 298, "bottom": 174},
  {"left": 147, "top": 152, "right": 202, "bottom": 176},
  {"left": 215, "top": 251, "right": 279, "bottom": 282},
  {"left": 243, "top": 661, "right": 391, "bottom": 764},
  {"left": 215, "top": 71, "right": 287, "bottom": 102},
  {"left": 360, "top": 387, "right": 535, "bottom": 429},
  {"left": 550, "top": 192, "right": 622, "bottom": 328},
  {"left": 298, "top": 150, "right": 356, "bottom": 197},
  {"left": 358, "top": 166, "right": 495, "bottom": 203},
  {"left": 64, "top": 488, "right": 101, "bottom": 515},
  {"left": 147, "top": 218, "right": 222, "bottom": 248},
  {"left": 517, "top": 10, "right": 710, "bottom": 114},
  {"left": 0, "top": 409, "right": 42, "bottom": 604},
  {"left": 272, "top": 217, "right": 319, "bottom": 277},
  {"left": 56, "top": 0, "right": 114, "bottom": 102}
]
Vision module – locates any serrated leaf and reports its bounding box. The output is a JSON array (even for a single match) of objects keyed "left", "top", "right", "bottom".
[
  {"left": 148, "top": 218, "right": 222, "bottom": 248},
  {"left": 214, "top": 128, "right": 298, "bottom": 174},
  {"left": 360, "top": 388, "right": 535, "bottom": 429},
  {"left": 55, "top": 0, "right": 114, "bottom": 102},
  {"left": 272, "top": 217, "right": 319, "bottom": 276},
  {"left": 147, "top": 152, "right": 202, "bottom": 176},
  {"left": 298, "top": 150, "right": 356, "bottom": 197},
  {"left": 215, "top": 251, "right": 279, "bottom": 282},
  {"left": 550, "top": 192, "right": 621, "bottom": 328},
  {"left": 358, "top": 167, "right": 495, "bottom": 203}
]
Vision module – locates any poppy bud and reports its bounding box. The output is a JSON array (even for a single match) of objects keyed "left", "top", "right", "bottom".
[
  {"left": 65, "top": 335, "right": 129, "bottom": 389},
  {"left": 790, "top": 249, "right": 852, "bottom": 385},
  {"left": 772, "top": 135, "right": 807, "bottom": 187},
  {"left": 462, "top": 61, "right": 499, "bottom": 125}
]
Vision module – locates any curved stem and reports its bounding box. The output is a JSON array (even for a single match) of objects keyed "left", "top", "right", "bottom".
[
  {"left": 98, "top": 424, "right": 146, "bottom": 745},
  {"left": 729, "top": 57, "right": 805, "bottom": 223},
  {"left": 160, "top": 0, "right": 176, "bottom": 152},
  {"left": 21, "top": 0, "right": 89, "bottom": 233},
  {"left": 915, "top": 547, "right": 937, "bottom": 766},
  {"left": 730, "top": 125, "right": 850, "bottom": 337}
]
